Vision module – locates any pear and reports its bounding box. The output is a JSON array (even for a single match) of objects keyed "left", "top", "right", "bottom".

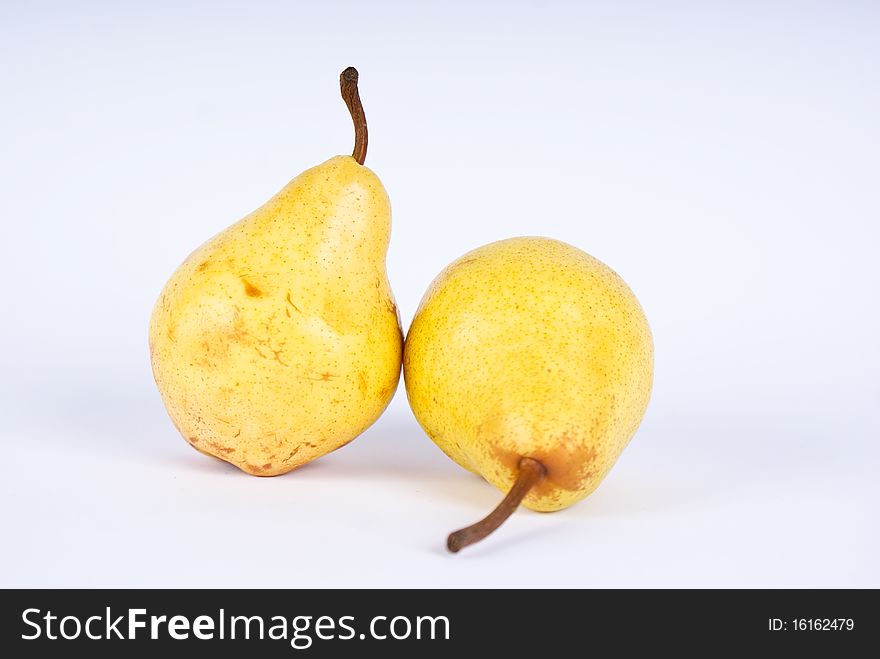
[
  {"left": 149, "top": 68, "right": 402, "bottom": 476},
  {"left": 403, "top": 237, "right": 653, "bottom": 551}
]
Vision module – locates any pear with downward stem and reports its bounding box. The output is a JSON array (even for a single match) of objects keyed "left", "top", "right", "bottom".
[{"left": 403, "top": 237, "right": 653, "bottom": 552}]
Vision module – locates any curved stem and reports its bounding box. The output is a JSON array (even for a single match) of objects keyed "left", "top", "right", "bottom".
[
  {"left": 339, "top": 67, "right": 368, "bottom": 165},
  {"left": 447, "top": 457, "right": 547, "bottom": 553}
]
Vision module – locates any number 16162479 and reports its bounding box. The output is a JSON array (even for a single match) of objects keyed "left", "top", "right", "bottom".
[{"left": 768, "top": 618, "right": 854, "bottom": 631}]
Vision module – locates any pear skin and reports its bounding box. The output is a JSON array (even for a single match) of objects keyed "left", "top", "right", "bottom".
[
  {"left": 403, "top": 237, "right": 653, "bottom": 549},
  {"left": 149, "top": 70, "right": 402, "bottom": 476}
]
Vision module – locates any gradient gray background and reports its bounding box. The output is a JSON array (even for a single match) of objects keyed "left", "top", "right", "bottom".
[{"left": 1, "top": 1, "right": 878, "bottom": 587}]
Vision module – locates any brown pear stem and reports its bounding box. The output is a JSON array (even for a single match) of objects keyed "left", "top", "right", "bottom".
[
  {"left": 447, "top": 457, "right": 547, "bottom": 553},
  {"left": 339, "top": 67, "right": 368, "bottom": 165}
]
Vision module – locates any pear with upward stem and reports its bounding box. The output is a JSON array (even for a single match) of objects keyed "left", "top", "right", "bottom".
[{"left": 149, "top": 68, "right": 402, "bottom": 476}]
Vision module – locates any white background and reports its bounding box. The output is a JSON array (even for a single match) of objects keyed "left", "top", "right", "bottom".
[{"left": 1, "top": 1, "right": 878, "bottom": 587}]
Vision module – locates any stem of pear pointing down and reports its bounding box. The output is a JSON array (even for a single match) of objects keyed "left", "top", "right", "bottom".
[
  {"left": 340, "top": 67, "right": 368, "bottom": 165},
  {"left": 447, "top": 457, "right": 547, "bottom": 553}
]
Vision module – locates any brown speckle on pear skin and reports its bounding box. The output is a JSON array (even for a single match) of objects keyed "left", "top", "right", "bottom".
[
  {"left": 285, "top": 291, "right": 301, "bottom": 313},
  {"left": 241, "top": 278, "right": 264, "bottom": 297}
]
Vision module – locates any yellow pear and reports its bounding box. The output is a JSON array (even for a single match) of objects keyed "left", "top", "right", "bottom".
[
  {"left": 403, "top": 237, "right": 653, "bottom": 551},
  {"left": 149, "top": 68, "right": 402, "bottom": 476}
]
